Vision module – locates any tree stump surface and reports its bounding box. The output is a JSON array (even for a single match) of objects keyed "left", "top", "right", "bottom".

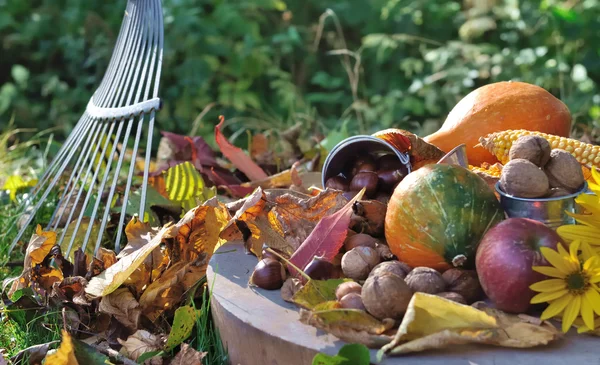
[{"left": 207, "top": 242, "right": 600, "bottom": 365}]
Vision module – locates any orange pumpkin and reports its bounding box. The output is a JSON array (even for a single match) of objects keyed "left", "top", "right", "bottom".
[{"left": 424, "top": 81, "right": 572, "bottom": 166}]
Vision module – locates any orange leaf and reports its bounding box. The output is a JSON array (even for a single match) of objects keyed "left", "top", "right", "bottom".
[{"left": 215, "top": 116, "right": 268, "bottom": 181}]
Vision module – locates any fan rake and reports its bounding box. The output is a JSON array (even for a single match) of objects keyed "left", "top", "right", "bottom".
[{"left": 7, "top": 0, "right": 164, "bottom": 258}]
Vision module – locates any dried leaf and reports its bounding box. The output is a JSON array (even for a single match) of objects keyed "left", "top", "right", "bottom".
[
  {"left": 300, "top": 309, "right": 395, "bottom": 334},
  {"left": 118, "top": 330, "right": 163, "bottom": 361},
  {"left": 250, "top": 133, "right": 269, "bottom": 160},
  {"left": 36, "top": 266, "right": 64, "bottom": 292},
  {"left": 219, "top": 187, "right": 266, "bottom": 241},
  {"left": 239, "top": 169, "right": 293, "bottom": 189},
  {"left": 269, "top": 189, "right": 348, "bottom": 249},
  {"left": 159, "top": 131, "right": 218, "bottom": 168},
  {"left": 350, "top": 200, "right": 386, "bottom": 237},
  {"left": 96, "top": 248, "right": 117, "bottom": 269},
  {"left": 44, "top": 330, "right": 78, "bottom": 365},
  {"left": 165, "top": 305, "right": 202, "bottom": 351},
  {"left": 98, "top": 288, "right": 141, "bottom": 330},
  {"left": 85, "top": 223, "right": 174, "bottom": 297},
  {"left": 281, "top": 277, "right": 303, "bottom": 303},
  {"left": 170, "top": 343, "right": 206, "bottom": 365},
  {"left": 27, "top": 225, "right": 56, "bottom": 266},
  {"left": 11, "top": 341, "right": 58, "bottom": 365},
  {"left": 51, "top": 276, "right": 89, "bottom": 306},
  {"left": 373, "top": 128, "right": 445, "bottom": 169},
  {"left": 292, "top": 278, "right": 349, "bottom": 310},
  {"left": 118, "top": 217, "right": 161, "bottom": 258},
  {"left": 60, "top": 218, "right": 102, "bottom": 261},
  {"left": 215, "top": 116, "right": 268, "bottom": 181},
  {"left": 289, "top": 189, "right": 364, "bottom": 277},
  {"left": 154, "top": 161, "right": 216, "bottom": 211},
  {"left": 245, "top": 214, "right": 294, "bottom": 258}
]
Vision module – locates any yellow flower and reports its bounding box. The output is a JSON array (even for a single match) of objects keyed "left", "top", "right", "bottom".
[
  {"left": 530, "top": 240, "right": 600, "bottom": 333},
  {"left": 557, "top": 167, "right": 600, "bottom": 250}
]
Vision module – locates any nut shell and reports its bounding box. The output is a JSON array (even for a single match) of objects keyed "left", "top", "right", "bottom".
[
  {"left": 441, "top": 268, "right": 483, "bottom": 303},
  {"left": 349, "top": 172, "right": 379, "bottom": 198},
  {"left": 545, "top": 149, "right": 585, "bottom": 192},
  {"left": 500, "top": 158, "right": 549, "bottom": 198},
  {"left": 404, "top": 267, "right": 446, "bottom": 294},
  {"left": 339, "top": 293, "right": 366, "bottom": 311},
  {"left": 304, "top": 256, "right": 334, "bottom": 281},
  {"left": 362, "top": 272, "right": 413, "bottom": 320},
  {"left": 369, "top": 260, "right": 411, "bottom": 279},
  {"left": 509, "top": 135, "right": 551, "bottom": 167},
  {"left": 325, "top": 176, "right": 350, "bottom": 191},
  {"left": 335, "top": 281, "right": 362, "bottom": 300},
  {"left": 341, "top": 246, "right": 380, "bottom": 281},
  {"left": 343, "top": 233, "right": 378, "bottom": 251},
  {"left": 250, "top": 258, "right": 287, "bottom": 290},
  {"left": 435, "top": 292, "right": 467, "bottom": 304}
]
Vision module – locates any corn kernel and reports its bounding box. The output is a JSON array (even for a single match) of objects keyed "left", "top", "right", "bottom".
[
  {"left": 595, "top": 157, "right": 600, "bottom": 164},
  {"left": 582, "top": 158, "right": 588, "bottom": 164},
  {"left": 583, "top": 149, "right": 590, "bottom": 158},
  {"left": 566, "top": 145, "right": 574, "bottom": 152},
  {"left": 551, "top": 140, "right": 559, "bottom": 148},
  {"left": 558, "top": 142, "right": 566, "bottom": 149},
  {"left": 575, "top": 148, "right": 583, "bottom": 155}
]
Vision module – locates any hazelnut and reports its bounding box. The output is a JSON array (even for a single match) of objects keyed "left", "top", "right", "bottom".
[
  {"left": 442, "top": 268, "right": 483, "bottom": 304},
  {"left": 544, "top": 150, "right": 585, "bottom": 192},
  {"left": 335, "top": 281, "right": 362, "bottom": 300},
  {"left": 325, "top": 176, "right": 350, "bottom": 191},
  {"left": 369, "top": 261, "right": 412, "bottom": 279},
  {"left": 339, "top": 293, "right": 366, "bottom": 311},
  {"left": 500, "top": 159, "right": 549, "bottom": 198},
  {"left": 361, "top": 272, "right": 413, "bottom": 320},
  {"left": 435, "top": 292, "right": 467, "bottom": 305},
  {"left": 404, "top": 267, "right": 446, "bottom": 294},
  {"left": 349, "top": 172, "right": 379, "bottom": 198},
  {"left": 341, "top": 246, "right": 380, "bottom": 281},
  {"left": 303, "top": 256, "right": 334, "bottom": 281},
  {"left": 250, "top": 258, "right": 287, "bottom": 290},
  {"left": 344, "top": 233, "right": 378, "bottom": 251},
  {"left": 374, "top": 243, "right": 395, "bottom": 261},
  {"left": 509, "top": 135, "right": 551, "bottom": 167}
]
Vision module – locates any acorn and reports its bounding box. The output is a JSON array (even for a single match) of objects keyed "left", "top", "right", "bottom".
[
  {"left": 349, "top": 171, "right": 378, "bottom": 198},
  {"left": 304, "top": 256, "right": 334, "bottom": 281},
  {"left": 250, "top": 258, "right": 287, "bottom": 290},
  {"left": 376, "top": 154, "right": 403, "bottom": 170},
  {"left": 377, "top": 169, "right": 406, "bottom": 192},
  {"left": 325, "top": 175, "right": 350, "bottom": 191},
  {"left": 350, "top": 155, "right": 377, "bottom": 176}
]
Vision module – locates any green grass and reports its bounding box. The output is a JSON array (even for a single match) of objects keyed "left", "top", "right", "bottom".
[
  {"left": 0, "top": 309, "right": 63, "bottom": 360},
  {"left": 191, "top": 279, "right": 229, "bottom": 365}
]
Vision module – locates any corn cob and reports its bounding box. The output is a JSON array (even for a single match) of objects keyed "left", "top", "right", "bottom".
[
  {"left": 469, "top": 162, "right": 503, "bottom": 178},
  {"left": 478, "top": 129, "right": 600, "bottom": 169}
]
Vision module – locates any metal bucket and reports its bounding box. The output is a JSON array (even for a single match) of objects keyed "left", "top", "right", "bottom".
[
  {"left": 321, "top": 135, "right": 411, "bottom": 188},
  {"left": 495, "top": 182, "right": 588, "bottom": 230}
]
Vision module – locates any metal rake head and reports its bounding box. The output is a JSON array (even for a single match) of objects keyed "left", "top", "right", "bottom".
[{"left": 7, "top": 0, "right": 164, "bottom": 258}]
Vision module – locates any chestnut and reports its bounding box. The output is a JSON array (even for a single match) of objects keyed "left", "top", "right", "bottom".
[
  {"left": 250, "top": 258, "right": 286, "bottom": 290},
  {"left": 349, "top": 171, "right": 378, "bottom": 197},
  {"left": 377, "top": 168, "right": 406, "bottom": 192},
  {"left": 350, "top": 155, "right": 377, "bottom": 176},
  {"left": 304, "top": 256, "right": 334, "bottom": 281},
  {"left": 325, "top": 175, "right": 349, "bottom": 191},
  {"left": 376, "top": 154, "right": 404, "bottom": 170}
]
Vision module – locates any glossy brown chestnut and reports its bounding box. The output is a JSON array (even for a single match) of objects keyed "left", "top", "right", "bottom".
[
  {"left": 304, "top": 256, "right": 334, "bottom": 280},
  {"left": 349, "top": 171, "right": 378, "bottom": 197},
  {"left": 350, "top": 155, "right": 377, "bottom": 176},
  {"left": 377, "top": 168, "right": 407, "bottom": 192},
  {"left": 376, "top": 154, "right": 404, "bottom": 170},
  {"left": 250, "top": 258, "right": 286, "bottom": 290},
  {"left": 325, "top": 175, "right": 350, "bottom": 191}
]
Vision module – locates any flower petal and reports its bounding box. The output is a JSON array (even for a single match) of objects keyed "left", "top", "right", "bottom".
[
  {"left": 530, "top": 279, "right": 566, "bottom": 292},
  {"left": 531, "top": 289, "right": 568, "bottom": 304},
  {"left": 590, "top": 274, "right": 600, "bottom": 284},
  {"left": 585, "top": 288, "right": 600, "bottom": 316},
  {"left": 540, "top": 247, "right": 578, "bottom": 274},
  {"left": 581, "top": 295, "right": 596, "bottom": 331},
  {"left": 570, "top": 240, "right": 581, "bottom": 262},
  {"left": 557, "top": 243, "right": 569, "bottom": 258},
  {"left": 540, "top": 295, "right": 571, "bottom": 320},
  {"left": 562, "top": 295, "right": 581, "bottom": 333},
  {"left": 580, "top": 241, "right": 598, "bottom": 262},
  {"left": 532, "top": 266, "right": 564, "bottom": 278}
]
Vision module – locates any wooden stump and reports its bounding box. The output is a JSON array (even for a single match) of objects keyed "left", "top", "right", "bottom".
[{"left": 207, "top": 242, "right": 600, "bottom": 365}]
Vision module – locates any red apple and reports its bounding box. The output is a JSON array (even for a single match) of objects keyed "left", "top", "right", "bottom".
[{"left": 475, "top": 218, "right": 565, "bottom": 313}]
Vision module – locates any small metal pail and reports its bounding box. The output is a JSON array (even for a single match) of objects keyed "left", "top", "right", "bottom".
[
  {"left": 321, "top": 135, "right": 411, "bottom": 188},
  {"left": 495, "top": 182, "right": 588, "bottom": 230}
]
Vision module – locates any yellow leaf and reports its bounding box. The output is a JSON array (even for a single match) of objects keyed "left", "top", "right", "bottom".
[
  {"left": 164, "top": 161, "right": 216, "bottom": 210},
  {"left": 28, "top": 225, "right": 56, "bottom": 266},
  {"left": 291, "top": 278, "right": 350, "bottom": 310},
  {"left": 300, "top": 308, "right": 394, "bottom": 335},
  {"left": 44, "top": 330, "right": 78, "bottom": 365},
  {"left": 2, "top": 175, "right": 37, "bottom": 202}
]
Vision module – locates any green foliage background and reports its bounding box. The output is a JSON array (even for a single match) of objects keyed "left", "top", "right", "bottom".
[{"left": 1, "top": 0, "right": 600, "bottom": 147}]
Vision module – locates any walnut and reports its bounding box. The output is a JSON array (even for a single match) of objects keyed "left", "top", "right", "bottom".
[
  {"left": 343, "top": 233, "right": 378, "bottom": 251},
  {"left": 339, "top": 293, "right": 366, "bottom": 311},
  {"left": 500, "top": 159, "right": 549, "bottom": 198},
  {"left": 341, "top": 246, "right": 380, "bottom": 281},
  {"left": 545, "top": 187, "right": 571, "bottom": 198},
  {"left": 404, "top": 267, "right": 446, "bottom": 294},
  {"left": 369, "top": 261, "right": 412, "bottom": 280},
  {"left": 435, "top": 292, "right": 467, "bottom": 304},
  {"left": 509, "top": 135, "right": 551, "bottom": 167},
  {"left": 545, "top": 150, "right": 585, "bottom": 193},
  {"left": 361, "top": 272, "right": 413, "bottom": 320},
  {"left": 335, "top": 281, "right": 362, "bottom": 300},
  {"left": 442, "top": 268, "right": 483, "bottom": 304}
]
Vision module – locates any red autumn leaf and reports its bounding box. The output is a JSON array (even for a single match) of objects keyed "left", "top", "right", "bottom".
[
  {"left": 161, "top": 131, "right": 219, "bottom": 167},
  {"left": 288, "top": 189, "right": 365, "bottom": 279},
  {"left": 215, "top": 116, "right": 268, "bottom": 181}
]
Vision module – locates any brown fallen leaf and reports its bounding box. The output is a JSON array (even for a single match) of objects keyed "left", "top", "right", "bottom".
[
  {"left": 244, "top": 213, "right": 294, "bottom": 258},
  {"left": 350, "top": 200, "right": 386, "bottom": 237},
  {"left": 51, "top": 276, "right": 89, "bottom": 306},
  {"left": 300, "top": 308, "right": 395, "bottom": 334},
  {"left": 240, "top": 169, "right": 293, "bottom": 189},
  {"left": 281, "top": 277, "right": 303, "bottom": 303},
  {"left": 28, "top": 225, "right": 57, "bottom": 266},
  {"left": 99, "top": 288, "right": 141, "bottom": 330},
  {"left": 170, "top": 343, "right": 206, "bottom": 365},
  {"left": 372, "top": 128, "right": 445, "bottom": 170},
  {"left": 10, "top": 341, "right": 59, "bottom": 365},
  {"left": 118, "top": 330, "right": 163, "bottom": 362},
  {"left": 299, "top": 309, "right": 393, "bottom": 349},
  {"left": 96, "top": 248, "right": 117, "bottom": 269},
  {"left": 219, "top": 187, "right": 266, "bottom": 242},
  {"left": 43, "top": 330, "right": 78, "bottom": 365}
]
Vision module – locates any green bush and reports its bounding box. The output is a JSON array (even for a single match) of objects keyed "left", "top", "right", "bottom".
[{"left": 1, "top": 0, "right": 599, "bottom": 148}]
